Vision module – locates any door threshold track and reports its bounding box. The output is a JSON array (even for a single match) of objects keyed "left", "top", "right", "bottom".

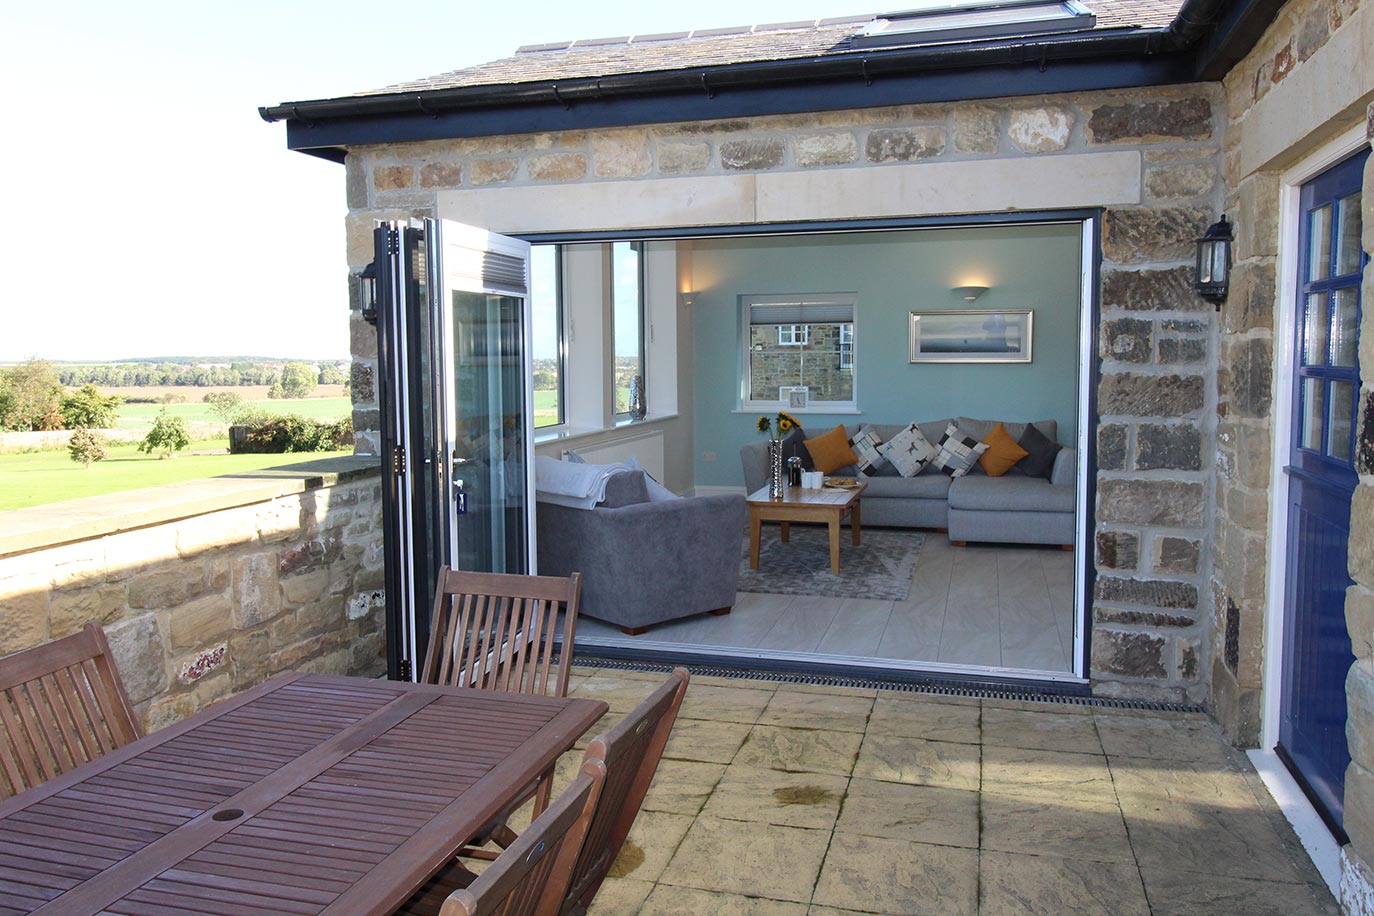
[{"left": 570, "top": 655, "right": 1204, "bottom": 712}]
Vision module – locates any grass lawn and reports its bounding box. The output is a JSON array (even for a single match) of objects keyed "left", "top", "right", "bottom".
[
  {"left": 534, "top": 389, "right": 559, "bottom": 428},
  {"left": 0, "top": 440, "right": 351, "bottom": 511},
  {"left": 115, "top": 396, "right": 353, "bottom": 429}
]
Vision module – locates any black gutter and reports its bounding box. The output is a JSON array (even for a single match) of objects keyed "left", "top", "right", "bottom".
[
  {"left": 261, "top": 27, "right": 1185, "bottom": 125},
  {"left": 280, "top": 52, "right": 1195, "bottom": 161}
]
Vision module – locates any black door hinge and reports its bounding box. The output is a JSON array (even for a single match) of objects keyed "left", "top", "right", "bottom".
[
  {"left": 398, "top": 659, "right": 413, "bottom": 681},
  {"left": 391, "top": 445, "right": 406, "bottom": 477}
]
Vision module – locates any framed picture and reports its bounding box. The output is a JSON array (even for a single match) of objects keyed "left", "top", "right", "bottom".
[{"left": 909, "top": 309, "right": 1034, "bottom": 363}]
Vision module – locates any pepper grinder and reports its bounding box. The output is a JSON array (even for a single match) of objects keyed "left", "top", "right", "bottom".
[{"left": 787, "top": 456, "right": 803, "bottom": 487}]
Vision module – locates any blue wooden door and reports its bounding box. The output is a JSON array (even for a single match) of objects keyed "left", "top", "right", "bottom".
[{"left": 1279, "top": 148, "right": 1368, "bottom": 837}]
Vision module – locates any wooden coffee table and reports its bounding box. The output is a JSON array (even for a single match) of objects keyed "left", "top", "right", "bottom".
[{"left": 747, "top": 481, "right": 867, "bottom": 575}]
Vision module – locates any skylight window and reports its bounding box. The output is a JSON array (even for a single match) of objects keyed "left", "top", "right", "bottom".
[{"left": 854, "top": 0, "right": 1097, "bottom": 47}]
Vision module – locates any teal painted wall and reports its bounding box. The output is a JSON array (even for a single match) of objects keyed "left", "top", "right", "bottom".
[{"left": 689, "top": 224, "right": 1084, "bottom": 488}]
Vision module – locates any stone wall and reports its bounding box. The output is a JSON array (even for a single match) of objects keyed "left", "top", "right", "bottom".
[
  {"left": 0, "top": 460, "right": 386, "bottom": 732},
  {"left": 1214, "top": 0, "right": 1371, "bottom": 743},
  {"left": 1218, "top": 0, "right": 1373, "bottom": 907},
  {"left": 338, "top": 83, "right": 1225, "bottom": 700},
  {"left": 748, "top": 324, "right": 853, "bottom": 402}
]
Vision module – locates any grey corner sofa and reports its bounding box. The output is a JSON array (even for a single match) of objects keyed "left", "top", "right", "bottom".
[
  {"left": 535, "top": 471, "right": 746, "bottom": 634},
  {"left": 740, "top": 417, "right": 1077, "bottom": 548}
]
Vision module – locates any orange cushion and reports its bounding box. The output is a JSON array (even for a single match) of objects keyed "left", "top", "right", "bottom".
[
  {"left": 978, "top": 422, "right": 1030, "bottom": 477},
  {"left": 804, "top": 425, "right": 859, "bottom": 475}
]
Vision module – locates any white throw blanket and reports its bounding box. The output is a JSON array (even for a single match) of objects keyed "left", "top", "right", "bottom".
[{"left": 534, "top": 455, "right": 635, "bottom": 509}]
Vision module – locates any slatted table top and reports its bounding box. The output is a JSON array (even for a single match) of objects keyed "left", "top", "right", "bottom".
[{"left": 0, "top": 672, "right": 607, "bottom": 916}]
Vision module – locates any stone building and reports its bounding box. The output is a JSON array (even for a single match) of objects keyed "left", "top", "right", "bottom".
[{"left": 261, "top": 0, "right": 1374, "bottom": 909}]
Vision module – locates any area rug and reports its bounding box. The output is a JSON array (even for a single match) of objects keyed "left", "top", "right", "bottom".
[{"left": 737, "top": 527, "right": 924, "bottom": 600}]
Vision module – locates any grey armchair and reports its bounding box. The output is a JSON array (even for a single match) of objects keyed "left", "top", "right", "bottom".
[{"left": 536, "top": 481, "right": 745, "bottom": 635}]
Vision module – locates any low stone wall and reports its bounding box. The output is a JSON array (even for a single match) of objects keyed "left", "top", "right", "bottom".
[{"left": 0, "top": 457, "right": 386, "bottom": 732}]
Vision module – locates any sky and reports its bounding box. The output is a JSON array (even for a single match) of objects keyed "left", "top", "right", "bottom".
[{"left": 0, "top": 0, "right": 885, "bottom": 364}]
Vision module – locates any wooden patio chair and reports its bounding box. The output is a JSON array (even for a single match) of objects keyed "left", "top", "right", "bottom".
[
  {"left": 0, "top": 622, "right": 143, "bottom": 799},
  {"left": 559, "top": 668, "right": 689, "bottom": 915},
  {"left": 421, "top": 567, "right": 582, "bottom": 700},
  {"left": 423, "top": 566, "right": 583, "bottom": 839},
  {"left": 392, "top": 759, "right": 605, "bottom": 916}
]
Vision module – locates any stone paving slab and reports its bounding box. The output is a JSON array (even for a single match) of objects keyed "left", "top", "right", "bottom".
[{"left": 556, "top": 671, "right": 1339, "bottom": 916}]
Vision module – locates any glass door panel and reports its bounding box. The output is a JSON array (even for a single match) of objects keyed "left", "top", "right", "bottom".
[
  {"left": 1308, "top": 204, "right": 1332, "bottom": 280},
  {"left": 1302, "top": 292, "right": 1328, "bottom": 365},
  {"left": 1328, "top": 381, "right": 1355, "bottom": 462},
  {"left": 450, "top": 290, "right": 530, "bottom": 575},
  {"left": 1301, "top": 377, "right": 1325, "bottom": 451},
  {"left": 1333, "top": 288, "right": 1359, "bottom": 367}
]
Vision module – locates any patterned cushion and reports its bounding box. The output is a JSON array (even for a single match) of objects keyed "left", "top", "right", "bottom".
[
  {"left": 933, "top": 423, "right": 990, "bottom": 478},
  {"left": 877, "top": 423, "right": 939, "bottom": 478},
  {"left": 849, "top": 427, "right": 889, "bottom": 476}
]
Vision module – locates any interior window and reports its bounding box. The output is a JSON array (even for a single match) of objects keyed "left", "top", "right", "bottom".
[
  {"left": 743, "top": 294, "right": 856, "bottom": 408},
  {"left": 611, "top": 242, "right": 644, "bottom": 415},
  {"left": 529, "top": 245, "right": 564, "bottom": 428}
]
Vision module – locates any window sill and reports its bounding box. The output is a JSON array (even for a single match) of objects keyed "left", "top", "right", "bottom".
[
  {"left": 534, "top": 413, "right": 680, "bottom": 447},
  {"left": 733, "top": 407, "right": 863, "bottom": 415}
]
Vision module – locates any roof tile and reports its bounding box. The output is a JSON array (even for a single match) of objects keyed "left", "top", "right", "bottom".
[{"left": 361, "top": 0, "right": 1183, "bottom": 99}]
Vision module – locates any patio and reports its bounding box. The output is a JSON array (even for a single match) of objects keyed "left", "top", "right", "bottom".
[{"left": 529, "top": 666, "right": 1340, "bottom": 916}]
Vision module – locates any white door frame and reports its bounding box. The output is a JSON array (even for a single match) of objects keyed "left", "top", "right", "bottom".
[{"left": 1253, "top": 121, "right": 1369, "bottom": 896}]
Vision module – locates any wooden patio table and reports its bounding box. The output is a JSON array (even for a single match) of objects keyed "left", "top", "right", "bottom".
[{"left": 0, "top": 671, "right": 607, "bottom": 916}]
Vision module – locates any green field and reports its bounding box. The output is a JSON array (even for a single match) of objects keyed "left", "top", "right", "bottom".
[
  {"left": 533, "top": 389, "right": 558, "bottom": 428},
  {"left": 0, "top": 441, "right": 351, "bottom": 512},
  {"left": 115, "top": 396, "right": 353, "bottom": 428}
]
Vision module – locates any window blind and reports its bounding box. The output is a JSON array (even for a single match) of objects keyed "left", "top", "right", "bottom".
[{"left": 748, "top": 300, "right": 853, "bottom": 326}]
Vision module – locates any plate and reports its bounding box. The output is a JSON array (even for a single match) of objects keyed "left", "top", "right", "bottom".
[{"left": 824, "top": 477, "right": 860, "bottom": 489}]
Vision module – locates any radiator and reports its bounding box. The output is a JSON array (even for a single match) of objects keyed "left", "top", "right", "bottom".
[{"left": 562, "top": 429, "right": 665, "bottom": 481}]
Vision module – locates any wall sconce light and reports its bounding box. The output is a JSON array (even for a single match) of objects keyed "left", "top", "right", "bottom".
[
  {"left": 952, "top": 285, "right": 989, "bottom": 302},
  {"left": 1195, "top": 215, "right": 1233, "bottom": 309},
  {"left": 678, "top": 291, "right": 696, "bottom": 308},
  {"left": 360, "top": 261, "right": 378, "bottom": 326}
]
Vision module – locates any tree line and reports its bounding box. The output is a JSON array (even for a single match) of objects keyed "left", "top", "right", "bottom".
[
  {"left": 0, "top": 358, "right": 346, "bottom": 432},
  {"left": 55, "top": 361, "right": 348, "bottom": 388}
]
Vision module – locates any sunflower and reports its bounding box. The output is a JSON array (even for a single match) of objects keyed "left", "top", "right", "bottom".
[
  {"left": 778, "top": 417, "right": 793, "bottom": 432},
  {"left": 757, "top": 416, "right": 771, "bottom": 434}
]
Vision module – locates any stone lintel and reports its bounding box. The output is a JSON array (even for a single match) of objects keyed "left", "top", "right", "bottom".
[
  {"left": 757, "top": 150, "right": 1141, "bottom": 221},
  {"left": 438, "top": 174, "right": 758, "bottom": 233}
]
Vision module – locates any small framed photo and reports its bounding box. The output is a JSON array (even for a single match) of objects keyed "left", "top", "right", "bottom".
[{"left": 909, "top": 309, "right": 1034, "bottom": 363}]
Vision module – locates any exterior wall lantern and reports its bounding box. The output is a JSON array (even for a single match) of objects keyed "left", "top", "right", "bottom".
[
  {"left": 360, "top": 261, "right": 378, "bottom": 326},
  {"left": 1195, "top": 215, "right": 1233, "bottom": 309}
]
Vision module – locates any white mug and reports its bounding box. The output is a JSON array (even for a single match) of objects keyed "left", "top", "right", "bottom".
[{"left": 803, "top": 471, "right": 824, "bottom": 489}]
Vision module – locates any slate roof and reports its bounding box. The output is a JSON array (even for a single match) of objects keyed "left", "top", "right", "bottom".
[{"left": 363, "top": 0, "right": 1185, "bottom": 98}]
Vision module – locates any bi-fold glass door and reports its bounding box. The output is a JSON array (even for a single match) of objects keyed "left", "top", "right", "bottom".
[{"left": 374, "top": 219, "right": 533, "bottom": 680}]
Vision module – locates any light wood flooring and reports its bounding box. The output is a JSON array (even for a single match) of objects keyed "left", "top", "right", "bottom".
[{"left": 576, "top": 536, "right": 1078, "bottom": 674}]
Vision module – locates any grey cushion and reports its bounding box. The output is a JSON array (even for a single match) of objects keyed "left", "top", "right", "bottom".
[
  {"left": 599, "top": 471, "right": 649, "bottom": 507},
  {"left": 948, "top": 476, "right": 1075, "bottom": 513},
  {"left": 861, "top": 473, "right": 953, "bottom": 499},
  {"left": 1018, "top": 423, "right": 1063, "bottom": 480},
  {"left": 957, "top": 417, "right": 1058, "bottom": 445}
]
